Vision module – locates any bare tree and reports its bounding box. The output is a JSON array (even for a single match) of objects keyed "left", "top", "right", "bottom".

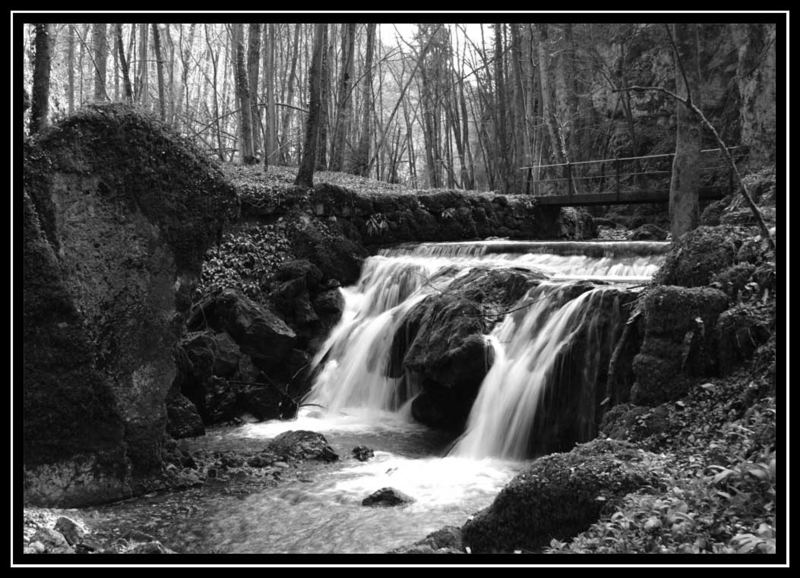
[
  {"left": 152, "top": 24, "right": 166, "bottom": 121},
  {"left": 330, "top": 23, "right": 356, "bottom": 172},
  {"left": 247, "top": 23, "right": 262, "bottom": 155},
  {"left": 115, "top": 24, "right": 133, "bottom": 103},
  {"left": 351, "top": 23, "right": 376, "bottom": 176},
  {"left": 30, "top": 24, "right": 51, "bottom": 135},
  {"left": 67, "top": 24, "right": 75, "bottom": 113},
  {"left": 232, "top": 24, "right": 256, "bottom": 164},
  {"left": 93, "top": 23, "right": 108, "bottom": 101},
  {"left": 295, "top": 23, "right": 327, "bottom": 187}
]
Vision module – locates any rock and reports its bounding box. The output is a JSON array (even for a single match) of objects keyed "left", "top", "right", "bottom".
[
  {"left": 461, "top": 439, "right": 662, "bottom": 553},
  {"left": 268, "top": 431, "right": 339, "bottom": 462},
  {"left": 30, "top": 527, "right": 74, "bottom": 554},
  {"left": 125, "top": 541, "right": 176, "bottom": 554},
  {"left": 202, "top": 377, "right": 239, "bottom": 424},
  {"left": 715, "top": 304, "right": 774, "bottom": 376},
  {"left": 122, "top": 529, "right": 157, "bottom": 543},
  {"left": 710, "top": 263, "right": 757, "bottom": 300},
  {"left": 391, "top": 267, "right": 541, "bottom": 430},
  {"left": 653, "top": 225, "right": 751, "bottom": 287},
  {"left": 238, "top": 384, "right": 285, "bottom": 422},
  {"left": 23, "top": 104, "right": 237, "bottom": 505},
  {"left": 165, "top": 392, "right": 205, "bottom": 439},
  {"left": 352, "top": 446, "right": 374, "bottom": 462},
  {"left": 187, "top": 289, "right": 296, "bottom": 371},
  {"left": 274, "top": 259, "right": 324, "bottom": 290},
  {"left": 600, "top": 403, "right": 671, "bottom": 442},
  {"left": 54, "top": 516, "right": 85, "bottom": 546},
  {"left": 212, "top": 332, "right": 242, "bottom": 377},
  {"left": 700, "top": 199, "right": 729, "bottom": 226},
  {"left": 290, "top": 216, "right": 367, "bottom": 285},
  {"left": 391, "top": 526, "right": 463, "bottom": 554},
  {"left": 631, "top": 286, "right": 729, "bottom": 406},
  {"left": 362, "top": 487, "right": 416, "bottom": 507},
  {"left": 26, "top": 541, "right": 46, "bottom": 554},
  {"left": 629, "top": 223, "right": 668, "bottom": 241}
]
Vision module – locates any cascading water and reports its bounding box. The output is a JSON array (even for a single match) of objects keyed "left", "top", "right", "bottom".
[{"left": 84, "top": 240, "right": 668, "bottom": 554}]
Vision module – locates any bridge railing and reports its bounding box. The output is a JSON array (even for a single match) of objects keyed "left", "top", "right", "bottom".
[{"left": 520, "top": 146, "right": 748, "bottom": 198}]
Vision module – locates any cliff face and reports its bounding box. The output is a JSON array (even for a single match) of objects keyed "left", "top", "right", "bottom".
[{"left": 23, "top": 105, "right": 238, "bottom": 506}]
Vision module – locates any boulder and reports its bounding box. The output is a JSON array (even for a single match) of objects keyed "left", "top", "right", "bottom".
[
  {"left": 631, "top": 286, "right": 729, "bottom": 405},
  {"left": 238, "top": 384, "right": 285, "bottom": 421},
  {"left": 30, "top": 527, "right": 74, "bottom": 554},
  {"left": 124, "top": 541, "right": 176, "bottom": 554},
  {"left": 391, "top": 268, "right": 541, "bottom": 430},
  {"left": 629, "top": 223, "right": 669, "bottom": 241},
  {"left": 23, "top": 104, "right": 236, "bottom": 506},
  {"left": 362, "top": 487, "right": 416, "bottom": 507},
  {"left": 165, "top": 393, "right": 205, "bottom": 439},
  {"left": 54, "top": 516, "right": 85, "bottom": 546},
  {"left": 461, "top": 439, "right": 662, "bottom": 553},
  {"left": 391, "top": 526, "right": 464, "bottom": 554},
  {"left": 187, "top": 289, "right": 296, "bottom": 371},
  {"left": 267, "top": 431, "right": 339, "bottom": 462},
  {"left": 715, "top": 303, "right": 774, "bottom": 376},
  {"left": 653, "top": 225, "right": 750, "bottom": 287},
  {"left": 352, "top": 446, "right": 375, "bottom": 462}
]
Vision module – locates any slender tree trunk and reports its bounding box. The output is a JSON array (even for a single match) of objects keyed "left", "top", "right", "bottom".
[
  {"left": 669, "top": 23, "right": 703, "bottom": 240},
  {"left": 136, "top": 23, "right": 149, "bottom": 106},
  {"left": 204, "top": 24, "right": 225, "bottom": 161},
  {"left": 113, "top": 31, "right": 119, "bottom": 101},
  {"left": 115, "top": 24, "right": 133, "bottom": 103},
  {"left": 280, "top": 23, "right": 301, "bottom": 164},
  {"left": 30, "top": 24, "right": 51, "bottom": 135},
  {"left": 247, "top": 23, "right": 262, "bottom": 155},
  {"left": 93, "top": 23, "right": 108, "bottom": 101},
  {"left": 330, "top": 23, "right": 355, "bottom": 171},
  {"left": 316, "top": 29, "right": 331, "bottom": 170},
  {"left": 494, "top": 24, "right": 511, "bottom": 193},
  {"left": 351, "top": 23, "right": 376, "bottom": 176},
  {"left": 263, "top": 23, "right": 278, "bottom": 167},
  {"left": 295, "top": 23, "right": 327, "bottom": 187},
  {"left": 67, "top": 24, "right": 75, "bottom": 114},
  {"left": 152, "top": 24, "right": 166, "bottom": 121},
  {"left": 510, "top": 24, "right": 528, "bottom": 189}
]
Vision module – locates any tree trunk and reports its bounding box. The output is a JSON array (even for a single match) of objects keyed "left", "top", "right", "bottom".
[
  {"left": 247, "top": 23, "right": 262, "bottom": 155},
  {"left": 669, "top": 23, "right": 703, "bottom": 240},
  {"left": 280, "top": 23, "right": 301, "bottom": 164},
  {"left": 494, "top": 24, "right": 511, "bottom": 193},
  {"left": 330, "top": 23, "right": 356, "bottom": 172},
  {"left": 67, "top": 24, "right": 75, "bottom": 114},
  {"left": 232, "top": 24, "right": 256, "bottom": 164},
  {"left": 316, "top": 29, "right": 331, "bottom": 170},
  {"left": 30, "top": 23, "right": 51, "bottom": 135},
  {"left": 136, "top": 23, "right": 149, "bottom": 106},
  {"left": 263, "top": 23, "right": 278, "bottom": 167},
  {"left": 152, "top": 24, "right": 166, "bottom": 122},
  {"left": 116, "top": 24, "right": 133, "bottom": 103},
  {"left": 351, "top": 23, "right": 376, "bottom": 177},
  {"left": 93, "top": 23, "right": 108, "bottom": 101},
  {"left": 295, "top": 23, "right": 327, "bottom": 187},
  {"left": 534, "top": 24, "right": 564, "bottom": 165}
]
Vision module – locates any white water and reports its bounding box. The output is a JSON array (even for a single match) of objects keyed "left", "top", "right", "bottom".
[{"left": 305, "top": 240, "right": 665, "bottom": 460}]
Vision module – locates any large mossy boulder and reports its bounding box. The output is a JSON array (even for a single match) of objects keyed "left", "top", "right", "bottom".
[
  {"left": 461, "top": 439, "right": 662, "bottom": 553},
  {"left": 23, "top": 104, "right": 237, "bottom": 506},
  {"left": 390, "top": 267, "right": 542, "bottom": 430},
  {"left": 630, "top": 285, "right": 729, "bottom": 406},
  {"left": 653, "top": 225, "right": 751, "bottom": 287}
]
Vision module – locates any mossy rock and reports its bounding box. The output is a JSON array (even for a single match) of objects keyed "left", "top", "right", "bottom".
[{"left": 461, "top": 439, "right": 662, "bottom": 553}]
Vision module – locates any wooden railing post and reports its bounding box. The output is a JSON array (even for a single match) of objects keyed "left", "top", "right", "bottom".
[{"left": 565, "top": 161, "right": 573, "bottom": 195}]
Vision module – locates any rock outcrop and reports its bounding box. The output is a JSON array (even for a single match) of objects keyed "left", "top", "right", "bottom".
[{"left": 23, "top": 104, "right": 237, "bottom": 506}]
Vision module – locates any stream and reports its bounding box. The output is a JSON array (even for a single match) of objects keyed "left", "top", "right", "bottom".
[{"left": 79, "top": 240, "right": 668, "bottom": 554}]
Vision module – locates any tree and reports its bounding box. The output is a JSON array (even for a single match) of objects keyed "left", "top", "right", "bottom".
[
  {"left": 30, "top": 24, "right": 51, "bottom": 135},
  {"left": 330, "top": 23, "right": 356, "bottom": 172},
  {"left": 262, "top": 23, "right": 278, "bottom": 167},
  {"left": 93, "top": 23, "right": 108, "bottom": 101},
  {"left": 152, "top": 24, "right": 166, "bottom": 121},
  {"left": 66, "top": 25, "right": 75, "bottom": 113},
  {"left": 247, "top": 23, "right": 262, "bottom": 155},
  {"left": 351, "top": 23, "right": 376, "bottom": 177},
  {"left": 295, "top": 23, "right": 327, "bottom": 187},
  {"left": 116, "top": 24, "right": 133, "bottom": 103},
  {"left": 232, "top": 24, "right": 256, "bottom": 164},
  {"left": 668, "top": 22, "right": 703, "bottom": 240},
  {"left": 135, "top": 23, "right": 149, "bottom": 105}
]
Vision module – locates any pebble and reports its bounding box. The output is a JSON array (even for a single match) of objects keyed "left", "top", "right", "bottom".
[{"left": 273, "top": 461, "right": 289, "bottom": 469}]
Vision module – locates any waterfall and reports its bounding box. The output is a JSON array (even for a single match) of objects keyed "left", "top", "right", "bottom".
[{"left": 303, "top": 240, "right": 663, "bottom": 458}]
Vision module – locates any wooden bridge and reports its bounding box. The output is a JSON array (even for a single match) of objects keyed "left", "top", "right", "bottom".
[{"left": 521, "top": 147, "right": 747, "bottom": 206}]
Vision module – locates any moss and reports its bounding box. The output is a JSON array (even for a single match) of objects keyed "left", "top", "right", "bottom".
[{"left": 462, "top": 439, "right": 663, "bottom": 553}]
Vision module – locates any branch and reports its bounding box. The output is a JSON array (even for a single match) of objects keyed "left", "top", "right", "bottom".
[{"left": 613, "top": 85, "right": 775, "bottom": 252}]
